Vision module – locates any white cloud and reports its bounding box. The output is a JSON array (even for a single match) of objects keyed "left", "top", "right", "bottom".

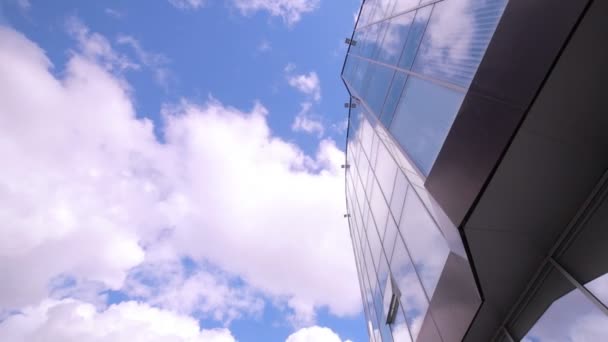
[
  {"left": 105, "top": 8, "right": 125, "bottom": 19},
  {"left": 0, "top": 299, "right": 236, "bottom": 342},
  {"left": 286, "top": 68, "right": 321, "bottom": 102},
  {"left": 66, "top": 16, "right": 139, "bottom": 72},
  {"left": 169, "top": 0, "right": 206, "bottom": 10},
  {"left": 124, "top": 260, "right": 264, "bottom": 324},
  {"left": 285, "top": 326, "right": 352, "bottom": 342},
  {"left": 331, "top": 119, "right": 348, "bottom": 135},
  {"left": 232, "top": 0, "right": 319, "bottom": 26},
  {"left": 0, "top": 24, "right": 360, "bottom": 325},
  {"left": 291, "top": 102, "right": 324, "bottom": 137},
  {"left": 116, "top": 34, "right": 172, "bottom": 89}
]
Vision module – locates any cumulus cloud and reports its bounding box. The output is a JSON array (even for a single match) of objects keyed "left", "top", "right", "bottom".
[
  {"left": 169, "top": 0, "right": 205, "bottom": 10},
  {"left": 287, "top": 69, "right": 321, "bottom": 102},
  {"left": 232, "top": 0, "right": 319, "bottom": 26},
  {"left": 0, "top": 299, "right": 236, "bottom": 342},
  {"left": 285, "top": 326, "right": 352, "bottom": 342},
  {"left": 291, "top": 102, "right": 324, "bottom": 137},
  {"left": 0, "top": 24, "right": 360, "bottom": 324},
  {"left": 123, "top": 260, "right": 264, "bottom": 324}
]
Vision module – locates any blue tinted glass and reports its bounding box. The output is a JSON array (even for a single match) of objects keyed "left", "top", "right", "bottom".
[
  {"left": 380, "top": 71, "right": 407, "bottom": 129},
  {"left": 412, "top": 0, "right": 507, "bottom": 87},
  {"left": 361, "top": 21, "right": 389, "bottom": 60},
  {"left": 399, "top": 189, "right": 450, "bottom": 299},
  {"left": 389, "top": 77, "right": 464, "bottom": 175},
  {"left": 398, "top": 5, "right": 432, "bottom": 70},
  {"left": 377, "top": 12, "right": 415, "bottom": 66},
  {"left": 374, "top": 138, "right": 398, "bottom": 202},
  {"left": 364, "top": 64, "right": 395, "bottom": 117},
  {"left": 390, "top": 233, "right": 431, "bottom": 340}
]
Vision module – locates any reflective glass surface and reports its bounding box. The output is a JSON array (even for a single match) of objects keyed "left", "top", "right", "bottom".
[
  {"left": 390, "top": 306, "right": 413, "bottom": 342},
  {"left": 379, "top": 71, "right": 407, "bottom": 128},
  {"left": 343, "top": 1, "right": 508, "bottom": 339},
  {"left": 345, "top": 109, "right": 480, "bottom": 342},
  {"left": 392, "top": 0, "right": 421, "bottom": 15},
  {"left": 344, "top": 0, "right": 507, "bottom": 177},
  {"left": 378, "top": 12, "right": 415, "bottom": 66},
  {"left": 389, "top": 76, "right": 464, "bottom": 175},
  {"left": 518, "top": 267, "right": 608, "bottom": 341},
  {"left": 399, "top": 188, "right": 450, "bottom": 299},
  {"left": 412, "top": 0, "right": 508, "bottom": 88},
  {"left": 586, "top": 274, "right": 608, "bottom": 308},
  {"left": 398, "top": 5, "right": 433, "bottom": 71},
  {"left": 391, "top": 233, "right": 433, "bottom": 340}
]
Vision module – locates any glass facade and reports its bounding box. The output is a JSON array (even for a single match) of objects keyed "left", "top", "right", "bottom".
[
  {"left": 342, "top": 0, "right": 608, "bottom": 341},
  {"left": 343, "top": 0, "right": 506, "bottom": 340},
  {"left": 343, "top": 0, "right": 508, "bottom": 176}
]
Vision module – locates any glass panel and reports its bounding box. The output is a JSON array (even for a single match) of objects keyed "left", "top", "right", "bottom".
[
  {"left": 370, "top": 132, "right": 380, "bottom": 169},
  {"left": 369, "top": 177, "right": 389, "bottom": 241},
  {"left": 365, "top": 207, "right": 384, "bottom": 271},
  {"left": 399, "top": 189, "right": 450, "bottom": 298},
  {"left": 382, "top": 213, "right": 399, "bottom": 259},
  {"left": 390, "top": 307, "right": 413, "bottom": 342},
  {"left": 392, "top": 0, "right": 421, "bottom": 15},
  {"left": 390, "top": 170, "right": 408, "bottom": 225},
  {"left": 366, "top": 278, "right": 381, "bottom": 342},
  {"left": 361, "top": 22, "right": 389, "bottom": 61},
  {"left": 586, "top": 274, "right": 608, "bottom": 308},
  {"left": 364, "top": 64, "right": 395, "bottom": 117},
  {"left": 516, "top": 267, "right": 608, "bottom": 341},
  {"left": 412, "top": 0, "right": 508, "bottom": 87},
  {"left": 377, "top": 12, "right": 415, "bottom": 66},
  {"left": 362, "top": 235, "right": 379, "bottom": 294},
  {"left": 377, "top": 252, "right": 390, "bottom": 297},
  {"left": 391, "top": 234, "right": 431, "bottom": 341},
  {"left": 360, "top": 118, "right": 375, "bottom": 159},
  {"left": 380, "top": 71, "right": 407, "bottom": 129},
  {"left": 398, "top": 5, "right": 433, "bottom": 71},
  {"left": 374, "top": 139, "right": 398, "bottom": 202},
  {"left": 389, "top": 76, "right": 465, "bottom": 175},
  {"left": 358, "top": 1, "right": 375, "bottom": 27}
]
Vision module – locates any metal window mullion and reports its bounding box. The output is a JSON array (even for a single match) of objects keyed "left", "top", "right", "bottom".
[
  {"left": 549, "top": 257, "right": 608, "bottom": 316},
  {"left": 503, "top": 327, "right": 516, "bottom": 342},
  {"left": 357, "top": 0, "right": 444, "bottom": 31},
  {"left": 348, "top": 53, "right": 467, "bottom": 93},
  {"left": 343, "top": 77, "right": 428, "bottom": 181}
]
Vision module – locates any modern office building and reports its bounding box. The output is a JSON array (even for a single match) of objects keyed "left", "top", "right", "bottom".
[{"left": 341, "top": 0, "right": 608, "bottom": 341}]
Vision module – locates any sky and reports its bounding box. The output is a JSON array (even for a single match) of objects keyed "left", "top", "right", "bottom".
[{"left": 0, "top": 0, "right": 369, "bottom": 341}]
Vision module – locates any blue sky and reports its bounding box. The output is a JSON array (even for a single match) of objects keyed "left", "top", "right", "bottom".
[{"left": 0, "top": 0, "right": 369, "bottom": 341}]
